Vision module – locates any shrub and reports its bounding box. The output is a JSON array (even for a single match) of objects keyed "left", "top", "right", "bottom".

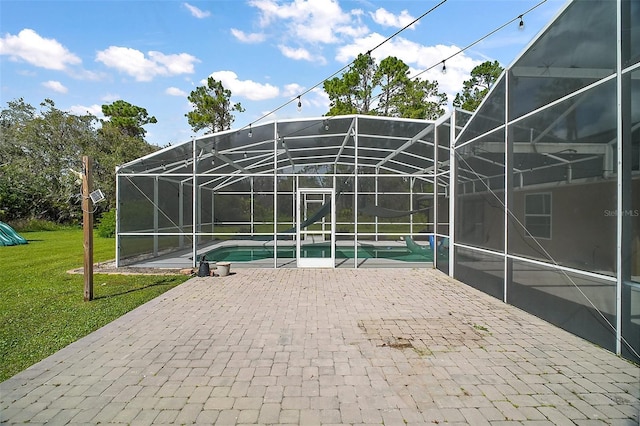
[
  {"left": 10, "top": 219, "right": 69, "bottom": 232},
  {"left": 96, "top": 209, "right": 116, "bottom": 238}
]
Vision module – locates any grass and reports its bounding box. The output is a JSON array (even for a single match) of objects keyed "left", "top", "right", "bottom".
[
  {"left": 0, "top": 227, "right": 190, "bottom": 382},
  {"left": 473, "top": 323, "right": 490, "bottom": 332}
]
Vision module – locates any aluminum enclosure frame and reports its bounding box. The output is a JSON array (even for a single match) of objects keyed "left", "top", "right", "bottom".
[{"left": 115, "top": 0, "right": 638, "bottom": 362}]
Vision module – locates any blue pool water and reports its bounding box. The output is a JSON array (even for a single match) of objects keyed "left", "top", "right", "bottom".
[{"left": 203, "top": 244, "right": 434, "bottom": 263}]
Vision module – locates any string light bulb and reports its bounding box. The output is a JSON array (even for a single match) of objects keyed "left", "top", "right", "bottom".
[
  {"left": 214, "top": 2, "right": 538, "bottom": 132},
  {"left": 518, "top": 15, "right": 524, "bottom": 30},
  {"left": 441, "top": 61, "right": 447, "bottom": 74},
  {"left": 297, "top": 96, "right": 302, "bottom": 112},
  {"left": 248, "top": 124, "right": 252, "bottom": 138}
]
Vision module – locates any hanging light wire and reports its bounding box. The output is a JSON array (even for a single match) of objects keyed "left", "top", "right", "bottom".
[
  {"left": 365, "top": 0, "right": 449, "bottom": 55},
  {"left": 241, "top": 0, "right": 449, "bottom": 133},
  {"left": 137, "top": 0, "right": 548, "bottom": 169},
  {"left": 243, "top": 0, "right": 547, "bottom": 139},
  {"left": 272, "top": 0, "right": 549, "bottom": 143},
  {"left": 410, "top": 0, "right": 547, "bottom": 82},
  {"left": 350, "top": 0, "right": 547, "bottom": 122}
]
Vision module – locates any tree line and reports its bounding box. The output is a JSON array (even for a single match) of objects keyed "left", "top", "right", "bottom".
[
  {"left": 0, "top": 58, "right": 502, "bottom": 225},
  {"left": 0, "top": 99, "right": 157, "bottom": 225}
]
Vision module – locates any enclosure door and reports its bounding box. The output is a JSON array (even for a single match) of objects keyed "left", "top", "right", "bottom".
[{"left": 296, "top": 188, "right": 335, "bottom": 268}]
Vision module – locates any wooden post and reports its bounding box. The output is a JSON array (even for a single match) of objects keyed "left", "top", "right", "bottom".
[{"left": 82, "top": 156, "right": 94, "bottom": 302}]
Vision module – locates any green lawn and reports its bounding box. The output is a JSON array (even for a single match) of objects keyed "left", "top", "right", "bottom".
[{"left": 0, "top": 228, "right": 190, "bottom": 382}]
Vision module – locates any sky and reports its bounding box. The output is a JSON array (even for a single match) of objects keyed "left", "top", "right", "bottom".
[{"left": 0, "top": 0, "right": 568, "bottom": 147}]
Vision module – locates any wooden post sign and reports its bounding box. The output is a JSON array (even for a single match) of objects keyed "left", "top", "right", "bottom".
[{"left": 82, "top": 156, "right": 94, "bottom": 301}]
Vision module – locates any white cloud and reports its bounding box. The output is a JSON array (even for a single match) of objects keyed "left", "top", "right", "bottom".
[
  {"left": 307, "top": 87, "right": 329, "bottom": 110},
  {"left": 96, "top": 47, "right": 154, "bottom": 81},
  {"left": 0, "top": 29, "right": 81, "bottom": 70},
  {"left": 249, "top": 0, "right": 364, "bottom": 44},
  {"left": 166, "top": 87, "right": 187, "bottom": 96},
  {"left": 42, "top": 80, "right": 68, "bottom": 93},
  {"left": 68, "top": 104, "right": 103, "bottom": 117},
  {"left": 244, "top": 0, "right": 370, "bottom": 65},
  {"left": 17, "top": 69, "right": 37, "bottom": 77},
  {"left": 334, "top": 22, "right": 369, "bottom": 39},
  {"left": 101, "top": 93, "right": 120, "bottom": 102},
  {"left": 335, "top": 32, "right": 384, "bottom": 62},
  {"left": 207, "top": 70, "right": 279, "bottom": 101},
  {"left": 230, "top": 29, "right": 266, "bottom": 44},
  {"left": 184, "top": 3, "right": 211, "bottom": 18},
  {"left": 278, "top": 45, "right": 326, "bottom": 64},
  {"left": 370, "top": 8, "right": 416, "bottom": 29},
  {"left": 96, "top": 46, "right": 199, "bottom": 82},
  {"left": 148, "top": 51, "right": 197, "bottom": 75},
  {"left": 68, "top": 68, "right": 104, "bottom": 81},
  {"left": 282, "top": 83, "right": 304, "bottom": 98}
]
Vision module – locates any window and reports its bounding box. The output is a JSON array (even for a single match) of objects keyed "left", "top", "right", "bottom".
[{"left": 525, "top": 193, "right": 551, "bottom": 239}]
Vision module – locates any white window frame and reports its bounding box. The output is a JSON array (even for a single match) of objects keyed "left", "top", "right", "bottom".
[{"left": 524, "top": 192, "right": 552, "bottom": 240}]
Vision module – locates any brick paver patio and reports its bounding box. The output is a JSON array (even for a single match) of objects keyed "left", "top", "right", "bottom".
[{"left": 1, "top": 268, "right": 638, "bottom": 425}]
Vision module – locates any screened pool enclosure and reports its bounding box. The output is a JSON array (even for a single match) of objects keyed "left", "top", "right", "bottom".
[
  {"left": 116, "top": 0, "right": 639, "bottom": 361},
  {"left": 116, "top": 114, "right": 455, "bottom": 269}
]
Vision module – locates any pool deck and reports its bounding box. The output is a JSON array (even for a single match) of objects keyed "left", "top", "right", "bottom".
[{"left": 1, "top": 268, "right": 639, "bottom": 425}]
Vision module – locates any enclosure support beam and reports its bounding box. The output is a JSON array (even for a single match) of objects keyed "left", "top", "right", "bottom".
[
  {"left": 179, "top": 183, "right": 184, "bottom": 248},
  {"left": 273, "top": 123, "right": 278, "bottom": 269},
  {"left": 449, "top": 111, "right": 457, "bottom": 278},
  {"left": 115, "top": 167, "right": 120, "bottom": 268},
  {"left": 409, "top": 178, "right": 414, "bottom": 236},
  {"left": 197, "top": 186, "right": 202, "bottom": 239},
  {"left": 375, "top": 168, "right": 379, "bottom": 242},
  {"left": 192, "top": 137, "right": 197, "bottom": 268},
  {"left": 293, "top": 177, "right": 297, "bottom": 239},
  {"left": 153, "top": 177, "right": 159, "bottom": 257},
  {"left": 615, "top": 0, "right": 628, "bottom": 356},
  {"left": 615, "top": 0, "right": 622, "bottom": 356},
  {"left": 375, "top": 124, "right": 434, "bottom": 169},
  {"left": 433, "top": 124, "right": 439, "bottom": 270},
  {"left": 211, "top": 191, "right": 215, "bottom": 237},
  {"left": 504, "top": 71, "right": 513, "bottom": 304},
  {"left": 334, "top": 118, "right": 357, "bottom": 168},
  {"left": 354, "top": 117, "right": 359, "bottom": 268}
]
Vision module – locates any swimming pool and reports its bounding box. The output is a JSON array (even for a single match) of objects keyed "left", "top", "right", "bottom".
[{"left": 203, "top": 244, "right": 434, "bottom": 263}]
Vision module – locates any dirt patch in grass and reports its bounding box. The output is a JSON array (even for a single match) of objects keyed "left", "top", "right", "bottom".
[{"left": 67, "top": 260, "right": 191, "bottom": 276}]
